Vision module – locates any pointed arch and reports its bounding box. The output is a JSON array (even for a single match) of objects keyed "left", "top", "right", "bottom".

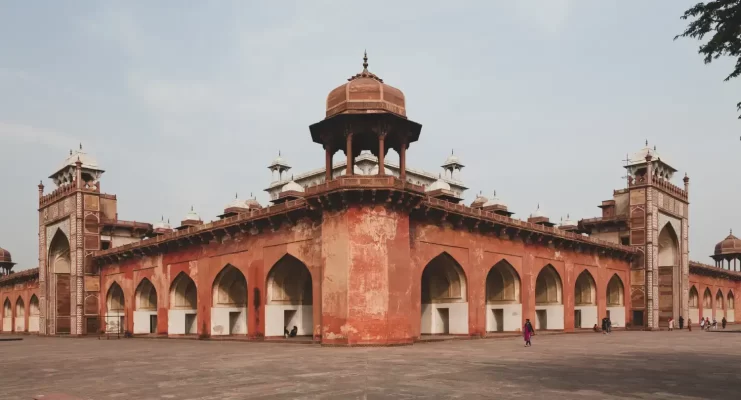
[
  {"left": 574, "top": 270, "right": 597, "bottom": 305},
  {"left": 3, "top": 297, "right": 11, "bottom": 318},
  {"left": 170, "top": 272, "right": 197, "bottom": 309},
  {"left": 135, "top": 278, "right": 158, "bottom": 311},
  {"left": 29, "top": 295, "right": 39, "bottom": 316},
  {"left": 267, "top": 254, "right": 312, "bottom": 305},
  {"left": 48, "top": 229, "right": 71, "bottom": 274},
  {"left": 421, "top": 252, "right": 467, "bottom": 303},
  {"left": 15, "top": 296, "right": 25, "bottom": 317},
  {"left": 716, "top": 289, "right": 724, "bottom": 309},
  {"left": 607, "top": 274, "right": 625, "bottom": 306},
  {"left": 486, "top": 259, "right": 520, "bottom": 303},
  {"left": 689, "top": 286, "right": 699, "bottom": 308},
  {"left": 212, "top": 264, "right": 247, "bottom": 307},
  {"left": 658, "top": 224, "right": 679, "bottom": 267},
  {"left": 728, "top": 290, "right": 735, "bottom": 310},
  {"left": 703, "top": 288, "right": 712, "bottom": 309},
  {"left": 535, "top": 265, "right": 562, "bottom": 304},
  {"left": 106, "top": 282, "right": 125, "bottom": 313}
]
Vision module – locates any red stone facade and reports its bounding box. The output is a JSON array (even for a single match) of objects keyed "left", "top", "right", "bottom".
[{"left": 2, "top": 55, "right": 739, "bottom": 342}]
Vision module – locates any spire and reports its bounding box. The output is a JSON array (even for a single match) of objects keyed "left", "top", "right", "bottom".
[
  {"left": 363, "top": 50, "right": 368, "bottom": 71},
  {"left": 70, "top": 149, "right": 73, "bottom": 156},
  {"left": 645, "top": 139, "right": 648, "bottom": 146},
  {"left": 79, "top": 143, "right": 82, "bottom": 150},
  {"left": 278, "top": 150, "right": 281, "bottom": 157},
  {"left": 492, "top": 190, "right": 497, "bottom": 197},
  {"left": 191, "top": 205, "right": 194, "bottom": 211}
]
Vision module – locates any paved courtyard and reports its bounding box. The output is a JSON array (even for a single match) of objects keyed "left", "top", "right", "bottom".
[{"left": 2, "top": 329, "right": 741, "bottom": 400}]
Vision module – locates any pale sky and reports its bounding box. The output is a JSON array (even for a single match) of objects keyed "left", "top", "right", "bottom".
[{"left": 1, "top": 1, "right": 739, "bottom": 270}]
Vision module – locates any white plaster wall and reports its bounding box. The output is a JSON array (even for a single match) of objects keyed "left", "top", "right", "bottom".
[
  {"left": 689, "top": 308, "right": 699, "bottom": 324},
  {"left": 168, "top": 309, "right": 197, "bottom": 335},
  {"left": 133, "top": 310, "right": 157, "bottom": 334},
  {"left": 727, "top": 310, "right": 735, "bottom": 322},
  {"left": 29, "top": 316, "right": 39, "bottom": 333},
  {"left": 607, "top": 307, "right": 626, "bottom": 328},
  {"left": 535, "top": 305, "right": 564, "bottom": 330},
  {"left": 265, "top": 304, "right": 313, "bottom": 337},
  {"left": 14, "top": 318, "right": 24, "bottom": 332},
  {"left": 486, "top": 303, "right": 522, "bottom": 332},
  {"left": 105, "top": 313, "right": 124, "bottom": 333},
  {"left": 210, "top": 307, "right": 247, "bottom": 335},
  {"left": 716, "top": 309, "right": 725, "bottom": 320},
  {"left": 701, "top": 308, "right": 712, "bottom": 320},
  {"left": 2, "top": 317, "right": 10, "bottom": 332},
  {"left": 574, "top": 305, "right": 598, "bottom": 328},
  {"left": 420, "top": 302, "right": 468, "bottom": 334}
]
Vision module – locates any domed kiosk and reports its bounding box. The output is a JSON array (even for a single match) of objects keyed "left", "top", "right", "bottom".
[
  {"left": 712, "top": 230, "right": 741, "bottom": 271},
  {"left": 309, "top": 52, "right": 422, "bottom": 183}
]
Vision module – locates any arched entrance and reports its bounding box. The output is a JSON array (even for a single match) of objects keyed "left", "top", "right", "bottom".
[
  {"left": 211, "top": 265, "right": 247, "bottom": 336},
  {"left": 485, "top": 260, "right": 521, "bottom": 332},
  {"left": 716, "top": 290, "right": 725, "bottom": 320},
  {"left": 657, "top": 224, "right": 679, "bottom": 328},
  {"left": 420, "top": 253, "right": 468, "bottom": 335},
  {"left": 574, "top": 270, "right": 597, "bottom": 329},
  {"left": 49, "top": 230, "right": 72, "bottom": 334},
  {"left": 265, "top": 255, "right": 313, "bottom": 337},
  {"left": 606, "top": 274, "right": 626, "bottom": 327},
  {"left": 29, "top": 295, "right": 40, "bottom": 333},
  {"left": 2, "top": 298, "right": 11, "bottom": 331},
  {"left": 134, "top": 278, "right": 158, "bottom": 334},
  {"left": 702, "top": 288, "right": 712, "bottom": 319},
  {"left": 15, "top": 297, "right": 25, "bottom": 332},
  {"left": 535, "top": 265, "right": 563, "bottom": 330},
  {"left": 727, "top": 291, "right": 735, "bottom": 322},
  {"left": 105, "top": 282, "right": 125, "bottom": 334},
  {"left": 168, "top": 272, "right": 198, "bottom": 335},
  {"left": 689, "top": 286, "right": 700, "bottom": 323}
]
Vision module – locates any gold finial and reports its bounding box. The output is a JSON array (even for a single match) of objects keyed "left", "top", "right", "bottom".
[{"left": 363, "top": 50, "right": 368, "bottom": 70}]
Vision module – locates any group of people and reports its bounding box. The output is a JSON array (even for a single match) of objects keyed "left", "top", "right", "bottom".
[
  {"left": 697, "top": 316, "right": 727, "bottom": 331},
  {"left": 283, "top": 326, "right": 298, "bottom": 338}
]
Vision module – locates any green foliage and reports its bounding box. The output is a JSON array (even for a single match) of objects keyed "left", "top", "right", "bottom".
[{"left": 675, "top": 0, "right": 741, "bottom": 118}]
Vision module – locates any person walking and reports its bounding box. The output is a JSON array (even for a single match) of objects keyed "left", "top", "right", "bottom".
[
  {"left": 523, "top": 319, "right": 534, "bottom": 347},
  {"left": 601, "top": 317, "right": 608, "bottom": 335},
  {"left": 668, "top": 317, "right": 674, "bottom": 331},
  {"left": 679, "top": 315, "right": 684, "bottom": 330},
  {"left": 688, "top": 317, "right": 692, "bottom": 331},
  {"left": 722, "top": 316, "right": 727, "bottom": 329}
]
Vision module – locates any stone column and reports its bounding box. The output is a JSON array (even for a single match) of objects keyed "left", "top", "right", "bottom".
[
  {"left": 38, "top": 182, "right": 46, "bottom": 334},
  {"left": 681, "top": 174, "right": 690, "bottom": 324},
  {"left": 644, "top": 153, "right": 657, "bottom": 329},
  {"left": 377, "top": 134, "right": 385, "bottom": 176},
  {"left": 345, "top": 132, "right": 353, "bottom": 176},
  {"left": 325, "top": 145, "right": 332, "bottom": 182}
]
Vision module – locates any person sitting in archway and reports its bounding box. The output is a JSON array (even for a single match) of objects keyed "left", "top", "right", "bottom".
[
  {"left": 289, "top": 326, "right": 298, "bottom": 337},
  {"left": 284, "top": 327, "right": 290, "bottom": 339}
]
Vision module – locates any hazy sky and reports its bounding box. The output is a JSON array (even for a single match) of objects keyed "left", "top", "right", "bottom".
[{"left": 1, "top": 1, "right": 739, "bottom": 270}]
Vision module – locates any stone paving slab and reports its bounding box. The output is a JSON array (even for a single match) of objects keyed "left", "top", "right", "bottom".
[{"left": 2, "top": 329, "right": 741, "bottom": 399}]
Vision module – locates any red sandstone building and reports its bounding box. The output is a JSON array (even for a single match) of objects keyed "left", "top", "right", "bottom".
[{"left": 1, "top": 56, "right": 739, "bottom": 344}]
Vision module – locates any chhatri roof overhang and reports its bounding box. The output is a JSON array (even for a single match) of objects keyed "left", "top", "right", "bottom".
[
  {"left": 690, "top": 261, "right": 741, "bottom": 281},
  {"left": 0, "top": 267, "right": 39, "bottom": 286},
  {"left": 94, "top": 178, "right": 636, "bottom": 266}
]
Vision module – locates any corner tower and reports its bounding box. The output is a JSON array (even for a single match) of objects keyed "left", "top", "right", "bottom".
[
  {"left": 306, "top": 53, "right": 425, "bottom": 345},
  {"left": 624, "top": 142, "right": 689, "bottom": 330},
  {"left": 38, "top": 145, "right": 105, "bottom": 335}
]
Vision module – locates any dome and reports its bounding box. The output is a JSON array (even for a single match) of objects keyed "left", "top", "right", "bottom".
[
  {"left": 153, "top": 217, "right": 172, "bottom": 230},
  {"left": 325, "top": 52, "right": 406, "bottom": 119},
  {"left": 55, "top": 146, "right": 101, "bottom": 174},
  {"left": 714, "top": 230, "right": 741, "bottom": 256},
  {"left": 530, "top": 204, "right": 547, "bottom": 218},
  {"left": 484, "top": 191, "right": 507, "bottom": 208},
  {"left": 426, "top": 177, "right": 451, "bottom": 192},
  {"left": 282, "top": 181, "right": 305, "bottom": 193},
  {"left": 560, "top": 214, "right": 577, "bottom": 227},
  {"left": 226, "top": 194, "right": 251, "bottom": 210},
  {"left": 0, "top": 247, "right": 12, "bottom": 263},
  {"left": 184, "top": 207, "right": 200, "bottom": 222},
  {"left": 627, "top": 141, "right": 673, "bottom": 168},
  {"left": 443, "top": 151, "right": 460, "bottom": 166}
]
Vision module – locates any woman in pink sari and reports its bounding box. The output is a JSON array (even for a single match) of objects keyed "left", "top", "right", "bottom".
[{"left": 523, "top": 318, "right": 534, "bottom": 347}]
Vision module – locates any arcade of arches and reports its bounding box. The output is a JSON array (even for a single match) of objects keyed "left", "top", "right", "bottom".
[{"left": 2, "top": 55, "right": 741, "bottom": 343}]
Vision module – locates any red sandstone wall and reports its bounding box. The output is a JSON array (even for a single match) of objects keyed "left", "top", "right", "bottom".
[
  {"left": 100, "top": 219, "right": 322, "bottom": 338},
  {"left": 409, "top": 220, "right": 633, "bottom": 336},
  {"left": 688, "top": 273, "right": 739, "bottom": 321},
  {"left": 0, "top": 279, "right": 40, "bottom": 333}
]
